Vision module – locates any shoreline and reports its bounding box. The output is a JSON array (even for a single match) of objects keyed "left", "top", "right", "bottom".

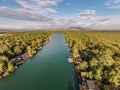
[{"left": 0, "top": 35, "right": 51, "bottom": 79}]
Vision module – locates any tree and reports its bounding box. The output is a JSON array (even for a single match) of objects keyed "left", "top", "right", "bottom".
[
  {"left": 7, "top": 62, "right": 14, "bottom": 72},
  {"left": 4, "top": 49, "right": 14, "bottom": 58},
  {"left": 89, "top": 58, "right": 98, "bottom": 67},
  {"left": 89, "top": 71, "right": 94, "bottom": 79},
  {"left": 0, "top": 60, "right": 6, "bottom": 73},
  {"left": 94, "top": 68, "right": 102, "bottom": 81},
  {"left": 79, "top": 61, "right": 88, "bottom": 70},
  {"left": 109, "top": 69, "right": 120, "bottom": 87},
  {"left": 13, "top": 46, "right": 22, "bottom": 55},
  {"left": 97, "top": 54, "right": 115, "bottom": 67},
  {"left": 0, "top": 55, "right": 8, "bottom": 62},
  {"left": 26, "top": 46, "right": 36, "bottom": 56},
  {"left": 73, "top": 45, "right": 80, "bottom": 58}
]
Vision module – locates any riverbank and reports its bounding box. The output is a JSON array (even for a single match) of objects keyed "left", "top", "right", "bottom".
[
  {"left": 0, "top": 33, "right": 79, "bottom": 90},
  {"left": 64, "top": 31, "right": 120, "bottom": 90},
  {"left": 0, "top": 35, "right": 52, "bottom": 79},
  {"left": 67, "top": 43, "right": 100, "bottom": 90}
]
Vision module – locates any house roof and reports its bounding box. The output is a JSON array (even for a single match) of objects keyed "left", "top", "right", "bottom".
[
  {"left": 20, "top": 52, "right": 29, "bottom": 57},
  {"left": 75, "top": 57, "right": 83, "bottom": 62},
  {"left": 86, "top": 80, "right": 96, "bottom": 89}
]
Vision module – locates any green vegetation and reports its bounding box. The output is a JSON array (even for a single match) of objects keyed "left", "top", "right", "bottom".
[
  {"left": 64, "top": 31, "right": 120, "bottom": 90},
  {"left": 0, "top": 31, "right": 51, "bottom": 79},
  {"left": 0, "top": 30, "right": 120, "bottom": 89}
]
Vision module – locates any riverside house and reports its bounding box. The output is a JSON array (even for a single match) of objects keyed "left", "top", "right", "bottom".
[
  {"left": 74, "top": 57, "right": 83, "bottom": 64},
  {"left": 13, "top": 52, "right": 30, "bottom": 65},
  {"left": 20, "top": 52, "right": 30, "bottom": 59},
  {"left": 87, "top": 80, "right": 99, "bottom": 90}
]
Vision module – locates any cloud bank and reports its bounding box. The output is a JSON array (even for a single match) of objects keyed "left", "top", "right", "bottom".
[
  {"left": 0, "top": 0, "right": 120, "bottom": 30},
  {"left": 105, "top": 0, "right": 120, "bottom": 9}
]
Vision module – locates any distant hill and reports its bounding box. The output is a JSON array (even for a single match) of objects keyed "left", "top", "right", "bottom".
[
  {"left": 0, "top": 29, "right": 12, "bottom": 32},
  {"left": 68, "top": 27, "right": 85, "bottom": 30}
]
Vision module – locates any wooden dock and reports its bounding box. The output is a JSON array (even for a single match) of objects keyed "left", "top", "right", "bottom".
[{"left": 68, "top": 57, "right": 73, "bottom": 63}]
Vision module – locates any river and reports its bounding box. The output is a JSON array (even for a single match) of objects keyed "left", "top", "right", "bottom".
[{"left": 0, "top": 33, "right": 79, "bottom": 90}]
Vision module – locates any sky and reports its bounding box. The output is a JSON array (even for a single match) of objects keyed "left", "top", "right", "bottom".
[{"left": 0, "top": 0, "right": 120, "bottom": 30}]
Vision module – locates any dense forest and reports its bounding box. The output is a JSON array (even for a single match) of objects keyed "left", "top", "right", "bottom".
[
  {"left": 0, "top": 31, "right": 51, "bottom": 78},
  {"left": 63, "top": 31, "right": 120, "bottom": 90},
  {"left": 0, "top": 30, "right": 120, "bottom": 90}
]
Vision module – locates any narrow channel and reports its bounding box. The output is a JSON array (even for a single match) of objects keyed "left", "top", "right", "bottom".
[{"left": 0, "top": 33, "right": 79, "bottom": 90}]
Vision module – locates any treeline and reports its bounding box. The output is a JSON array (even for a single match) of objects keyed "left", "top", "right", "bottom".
[
  {"left": 0, "top": 31, "right": 51, "bottom": 78},
  {"left": 64, "top": 31, "right": 120, "bottom": 90}
]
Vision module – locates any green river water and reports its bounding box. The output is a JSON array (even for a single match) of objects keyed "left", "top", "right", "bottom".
[{"left": 0, "top": 33, "right": 79, "bottom": 90}]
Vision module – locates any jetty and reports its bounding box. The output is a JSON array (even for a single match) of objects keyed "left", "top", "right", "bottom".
[{"left": 68, "top": 56, "right": 73, "bottom": 63}]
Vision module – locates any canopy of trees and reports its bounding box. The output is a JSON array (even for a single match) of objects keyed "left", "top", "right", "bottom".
[
  {"left": 0, "top": 31, "right": 51, "bottom": 78},
  {"left": 63, "top": 31, "right": 120, "bottom": 90}
]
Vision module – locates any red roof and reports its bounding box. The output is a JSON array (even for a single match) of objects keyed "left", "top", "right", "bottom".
[{"left": 75, "top": 57, "right": 83, "bottom": 63}]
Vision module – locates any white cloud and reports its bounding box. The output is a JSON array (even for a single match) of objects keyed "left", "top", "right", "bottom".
[
  {"left": 0, "top": 25, "right": 26, "bottom": 30},
  {"left": 75, "top": 10, "right": 96, "bottom": 22},
  {"left": 16, "top": 0, "right": 33, "bottom": 9},
  {"left": 0, "top": 24, "right": 61, "bottom": 30},
  {"left": 0, "top": 0, "right": 120, "bottom": 31},
  {"left": 79, "top": 10, "right": 96, "bottom": 16},
  {"left": 84, "top": 16, "right": 120, "bottom": 30},
  {"left": 15, "top": 0, "right": 61, "bottom": 15},
  {"left": 49, "top": 10, "right": 96, "bottom": 28},
  {"left": 16, "top": 0, "right": 62, "bottom": 9},
  {"left": 0, "top": 6, "right": 53, "bottom": 22},
  {"left": 0, "top": 15, "right": 120, "bottom": 30},
  {"left": 0, "top": 1, "right": 96, "bottom": 28},
  {"left": 52, "top": 17, "right": 76, "bottom": 26},
  {"left": 33, "top": 0, "right": 62, "bottom": 7},
  {"left": 105, "top": 0, "right": 120, "bottom": 9},
  {"left": 0, "top": 0, "right": 62, "bottom": 24},
  {"left": 44, "top": 8, "right": 56, "bottom": 13}
]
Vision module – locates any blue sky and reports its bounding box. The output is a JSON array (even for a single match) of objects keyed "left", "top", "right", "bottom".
[{"left": 0, "top": 0, "right": 120, "bottom": 30}]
